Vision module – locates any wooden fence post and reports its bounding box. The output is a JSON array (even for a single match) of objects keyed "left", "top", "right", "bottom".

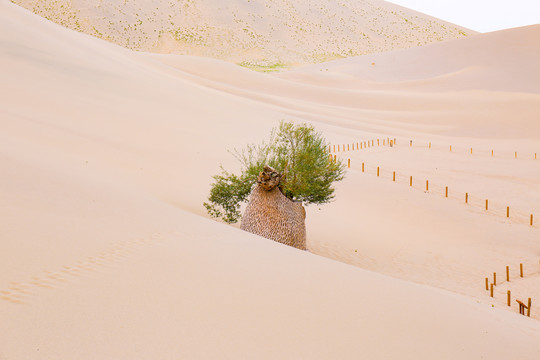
[
  {"left": 348, "top": 159, "right": 350, "bottom": 169},
  {"left": 362, "top": 162, "right": 364, "bottom": 172},
  {"left": 520, "top": 263, "right": 523, "bottom": 278},
  {"left": 426, "top": 180, "right": 429, "bottom": 191},
  {"left": 486, "top": 199, "right": 489, "bottom": 211},
  {"left": 492, "top": 150, "right": 494, "bottom": 157},
  {"left": 429, "top": 142, "right": 431, "bottom": 149},
  {"left": 506, "top": 266, "right": 509, "bottom": 282},
  {"left": 485, "top": 277, "right": 489, "bottom": 290},
  {"left": 527, "top": 298, "right": 531, "bottom": 317},
  {"left": 515, "top": 152, "right": 517, "bottom": 159},
  {"left": 470, "top": 148, "right": 473, "bottom": 154},
  {"left": 445, "top": 187, "right": 448, "bottom": 198},
  {"left": 507, "top": 291, "right": 511, "bottom": 306},
  {"left": 450, "top": 145, "right": 452, "bottom": 152},
  {"left": 507, "top": 207, "right": 509, "bottom": 218},
  {"left": 410, "top": 176, "right": 412, "bottom": 187},
  {"left": 338, "top": 145, "right": 340, "bottom": 152},
  {"left": 531, "top": 214, "right": 534, "bottom": 226},
  {"left": 393, "top": 171, "right": 395, "bottom": 182},
  {"left": 465, "top": 193, "right": 468, "bottom": 204},
  {"left": 347, "top": 144, "right": 350, "bottom": 151},
  {"left": 494, "top": 272, "right": 497, "bottom": 286},
  {"left": 490, "top": 283, "right": 494, "bottom": 297},
  {"left": 377, "top": 167, "right": 379, "bottom": 177}
]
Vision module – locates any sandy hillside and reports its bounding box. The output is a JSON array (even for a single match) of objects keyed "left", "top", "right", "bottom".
[
  {"left": 2, "top": 0, "right": 540, "bottom": 359},
  {"left": 277, "top": 24, "right": 540, "bottom": 93},
  {"left": 10, "top": 0, "right": 474, "bottom": 66}
]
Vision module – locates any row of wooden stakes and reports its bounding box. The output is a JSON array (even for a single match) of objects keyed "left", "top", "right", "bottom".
[
  {"left": 486, "top": 264, "right": 532, "bottom": 317},
  {"left": 410, "top": 140, "right": 538, "bottom": 160},
  {"left": 328, "top": 138, "right": 396, "bottom": 153},
  {"left": 328, "top": 138, "right": 537, "bottom": 160},
  {"left": 334, "top": 159, "right": 536, "bottom": 227}
]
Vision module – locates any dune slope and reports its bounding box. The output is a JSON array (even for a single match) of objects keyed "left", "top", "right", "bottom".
[{"left": 10, "top": 0, "right": 474, "bottom": 66}]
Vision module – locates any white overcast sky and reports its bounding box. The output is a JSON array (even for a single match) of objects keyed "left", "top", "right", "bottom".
[{"left": 386, "top": 0, "right": 540, "bottom": 33}]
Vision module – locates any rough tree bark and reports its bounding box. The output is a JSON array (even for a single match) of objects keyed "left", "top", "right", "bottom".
[{"left": 240, "top": 166, "right": 306, "bottom": 250}]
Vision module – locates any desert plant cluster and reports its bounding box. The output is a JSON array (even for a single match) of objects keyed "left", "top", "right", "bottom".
[{"left": 204, "top": 121, "right": 345, "bottom": 223}]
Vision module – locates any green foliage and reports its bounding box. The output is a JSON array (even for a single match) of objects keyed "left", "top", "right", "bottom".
[
  {"left": 204, "top": 121, "right": 346, "bottom": 223},
  {"left": 203, "top": 169, "right": 254, "bottom": 224},
  {"left": 238, "top": 61, "right": 289, "bottom": 73}
]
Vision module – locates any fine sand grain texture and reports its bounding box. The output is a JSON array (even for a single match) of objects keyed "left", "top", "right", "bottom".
[{"left": 1, "top": 0, "right": 540, "bottom": 358}]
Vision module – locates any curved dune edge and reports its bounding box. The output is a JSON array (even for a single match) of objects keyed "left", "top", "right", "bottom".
[{"left": 1, "top": 1, "right": 540, "bottom": 359}]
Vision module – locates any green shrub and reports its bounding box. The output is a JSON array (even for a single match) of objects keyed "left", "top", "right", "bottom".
[{"left": 204, "top": 120, "right": 346, "bottom": 223}]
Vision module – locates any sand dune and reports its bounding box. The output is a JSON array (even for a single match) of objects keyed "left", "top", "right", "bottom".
[
  {"left": 10, "top": 0, "right": 474, "bottom": 66},
  {"left": 2, "top": 0, "right": 540, "bottom": 358},
  {"left": 278, "top": 24, "right": 540, "bottom": 93}
]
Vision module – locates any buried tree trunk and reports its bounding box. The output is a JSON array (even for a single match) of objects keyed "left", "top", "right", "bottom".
[{"left": 240, "top": 166, "right": 306, "bottom": 250}]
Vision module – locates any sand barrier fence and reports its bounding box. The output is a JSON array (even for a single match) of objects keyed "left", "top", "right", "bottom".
[
  {"left": 485, "top": 262, "right": 539, "bottom": 317},
  {"left": 348, "top": 160, "right": 536, "bottom": 227},
  {"left": 329, "top": 138, "right": 537, "bottom": 227},
  {"left": 329, "top": 137, "right": 537, "bottom": 160}
]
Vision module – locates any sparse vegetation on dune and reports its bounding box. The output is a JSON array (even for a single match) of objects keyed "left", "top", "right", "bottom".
[
  {"left": 238, "top": 61, "right": 289, "bottom": 72},
  {"left": 11, "top": 0, "right": 474, "bottom": 67}
]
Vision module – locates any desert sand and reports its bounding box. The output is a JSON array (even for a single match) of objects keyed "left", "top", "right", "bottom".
[{"left": 1, "top": 0, "right": 540, "bottom": 359}]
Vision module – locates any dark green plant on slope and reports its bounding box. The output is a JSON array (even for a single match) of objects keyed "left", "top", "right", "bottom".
[{"left": 204, "top": 120, "right": 346, "bottom": 223}]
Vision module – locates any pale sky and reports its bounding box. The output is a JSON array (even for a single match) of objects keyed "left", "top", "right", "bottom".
[{"left": 386, "top": 0, "right": 540, "bottom": 33}]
